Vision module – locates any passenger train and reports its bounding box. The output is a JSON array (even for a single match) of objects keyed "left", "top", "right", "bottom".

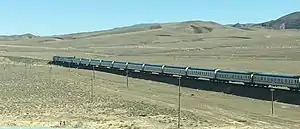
[{"left": 52, "top": 56, "right": 300, "bottom": 91}]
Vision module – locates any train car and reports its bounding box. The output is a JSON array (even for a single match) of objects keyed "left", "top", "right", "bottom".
[
  {"left": 89, "top": 59, "right": 101, "bottom": 67},
  {"left": 113, "top": 61, "right": 127, "bottom": 70},
  {"left": 80, "top": 58, "right": 90, "bottom": 66},
  {"left": 143, "top": 63, "right": 163, "bottom": 73},
  {"left": 216, "top": 69, "right": 252, "bottom": 83},
  {"left": 252, "top": 72, "right": 300, "bottom": 89},
  {"left": 58, "top": 56, "right": 65, "bottom": 62},
  {"left": 163, "top": 65, "right": 187, "bottom": 76},
  {"left": 59, "top": 56, "right": 70, "bottom": 63},
  {"left": 64, "top": 57, "right": 74, "bottom": 64},
  {"left": 127, "top": 62, "right": 144, "bottom": 71},
  {"left": 101, "top": 60, "right": 113, "bottom": 68},
  {"left": 187, "top": 67, "right": 216, "bottom": 79},
  {"left": 73, "top": 58, "right": 81, "bottom": 65}
]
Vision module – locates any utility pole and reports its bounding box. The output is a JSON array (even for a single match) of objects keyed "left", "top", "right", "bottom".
[
  {"left": 90, "top": 66, "right": 95, "bottom": 103},
  {"left": 177, "top": 76, "right": 181, "bottom": 128},
  {"left": 68, "top": 62, "right": 71, "bottom": 73},
  {"left": 49, "top": 64, "right": 53, "bottom": 86},
  {"left": 270, "top": 89, "right": 275, "bottom": 116},
  {"left": 24, "top": 60, "right": 27, "bottom": 79},
  {"left": 126, "top": 70, "right": 129, "bottom": 88}
]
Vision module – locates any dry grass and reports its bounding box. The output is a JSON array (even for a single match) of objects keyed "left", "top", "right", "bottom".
[
  {"left": 0, "top": 21, "right": 300, "bottom": 128},
  {"left": 1, "top": 59, "right": 300, "bottom": 129}
]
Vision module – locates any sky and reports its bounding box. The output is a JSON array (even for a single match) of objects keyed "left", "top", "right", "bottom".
[{"left": 0, "top": 0, "right": 299, "bottom": 36}]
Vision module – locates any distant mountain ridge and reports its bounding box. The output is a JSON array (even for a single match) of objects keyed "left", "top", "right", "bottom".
[
  {"left": 232, "top": 11, "right": 300, "bottom": 30},
  {"left": 0, "top": 33, "right": 37, "bottom": 38},
  {"left": 1, "top": 11, "right": 300, "bottom": 41},
  {"left": 0, "top": 33, "right": 38, "bottom": 41}
]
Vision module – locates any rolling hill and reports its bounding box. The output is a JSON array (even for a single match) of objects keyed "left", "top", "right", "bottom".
[
  {"left": 1, "top": 11, "right": 300, "bottom": 129},
  {"left": 233, "top": 11, "right": 300, "bottom": 30}
]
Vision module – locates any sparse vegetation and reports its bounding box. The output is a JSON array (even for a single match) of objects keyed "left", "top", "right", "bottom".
[{"left": 1, "top": 19, "right": 300, "bottom": 129}]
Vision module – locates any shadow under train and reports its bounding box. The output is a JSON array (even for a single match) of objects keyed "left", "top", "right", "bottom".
[{"left": 48, "top": 56, "right": 300, "bottom": 105}]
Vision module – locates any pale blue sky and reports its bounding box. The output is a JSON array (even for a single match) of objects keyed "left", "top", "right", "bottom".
[{"left": 1, "top": 0, "right": 299, "bottom": 36}]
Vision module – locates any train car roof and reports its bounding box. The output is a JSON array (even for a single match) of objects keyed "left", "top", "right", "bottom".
[
  {"left": 114, "top": 61, "right": 127, "bottom": 63},
  {"left": 164, "top": 65, "right": 187, "bottom": 69},
  {"left": 144, "top": 63, "right": 163, "bottom": 67},
  {"left": 254, "top": 72, "right": 299, "bottom": 78},
  {"left": 80, "top": 58, "right": 90, "bottom": 60},
  {"left": 188, "top": 67, "right": 216, "bottom": 71},
  {"left": 218, "top": 69, "right": 251, "bottom": 74},
  {"left": 90, "top": 59, "right": 100, "bottom": 61},
  {"left": 128, "top": 62, "right": 143, "bottom": 65},
  {"left": 102, "top": 60, "right": 113, "bottom": 62}
]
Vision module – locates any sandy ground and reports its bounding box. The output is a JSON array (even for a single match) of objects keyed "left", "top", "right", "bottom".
[
  {"left": 1, "top": 22, "right": 300, "bottom": 128},
  {"left": 0, "top": 58, "right": 300, "bottom": 129}
]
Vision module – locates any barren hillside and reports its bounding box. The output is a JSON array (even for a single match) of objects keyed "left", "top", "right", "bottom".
[
  {"left": 1, "top": 20, "right": 300, "bottom": 74},
  {"left": 1, "top": 19, "right": 300, "bottom": 129}
]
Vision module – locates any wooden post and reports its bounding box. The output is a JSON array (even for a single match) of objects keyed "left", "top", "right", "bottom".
[
  {"left": 49, "top": 64, "right": 53, "bottom": 86},
  {"left": 126, "top": 70, "right": 129, "bottom": 88},
  {"left": 91, "top": 66, "right": 95, "bottom": 103},
  {"left": 68, "top": 62, "right": 71, "bottom": 73},
  {"left": 270, "top": 89, "right": 275, "bottom": 116},
  {"left": 177, "top": 76, "right": 181, "bottom": 128},
  {"left": 24, "top": 61, "right": 27, "bottom": 79}
]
